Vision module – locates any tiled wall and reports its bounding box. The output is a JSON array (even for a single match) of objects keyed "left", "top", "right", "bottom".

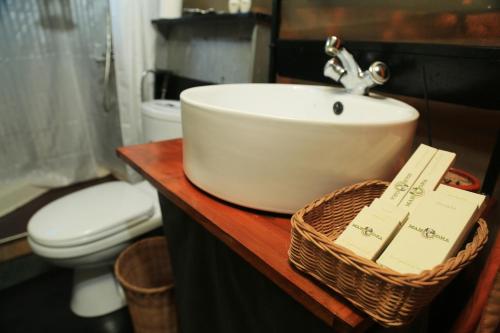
[{"left": 155, "top": 20, "right": 270, "bottom": 84}]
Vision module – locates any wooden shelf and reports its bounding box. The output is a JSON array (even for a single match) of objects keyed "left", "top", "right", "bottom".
[
  {"left": 117, "top": 139, "right": 368, "bottom": 332},
  {"left": 152, "top": 12, "right": 271, "bottom": 37}
]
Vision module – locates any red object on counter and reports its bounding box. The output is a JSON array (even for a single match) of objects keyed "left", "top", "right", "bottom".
[{"left": 442, "top": 167, "right": 481, "bottom": 192}]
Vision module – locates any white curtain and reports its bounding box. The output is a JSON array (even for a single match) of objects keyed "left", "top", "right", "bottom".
[
  {"left": 110, "top": 0, "right": 157, "bottom": 147},
  {"left": 0, "top": 0, "right": 123, "bottom": 189},
  {"left": 0, "top": 0, "right": 128, "bottom": 215},
  {"left": 0, "top": 0, "right": 161, "bottom": 201},
  {"left": 109, "top": 0, "right": 159, "bottom": 181}
]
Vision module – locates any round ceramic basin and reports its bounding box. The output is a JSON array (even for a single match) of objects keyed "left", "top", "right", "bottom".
[{"left": 180, "top": 84, "right": 419, "bottom": 214}]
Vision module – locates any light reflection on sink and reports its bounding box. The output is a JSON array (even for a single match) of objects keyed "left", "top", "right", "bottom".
[{"left": 180, "top": 84, "right": 419, "bottom": 214}]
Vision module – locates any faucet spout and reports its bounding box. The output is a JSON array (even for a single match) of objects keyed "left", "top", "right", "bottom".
[{"left": 323, "top": 36, "right": 390, "bottom": 95}]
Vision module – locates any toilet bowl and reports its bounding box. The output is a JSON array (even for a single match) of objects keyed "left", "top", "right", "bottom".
[{"left": 27, "top": 100, "right": 182, "bottom": 317}]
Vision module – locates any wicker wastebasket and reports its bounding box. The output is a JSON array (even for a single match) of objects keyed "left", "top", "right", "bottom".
[{"left": 115, "top": 236, "right": 178, "bottom": 333}]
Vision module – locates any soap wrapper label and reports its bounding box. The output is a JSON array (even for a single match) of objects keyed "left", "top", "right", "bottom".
[
  {"left": 377, "top": 191, "right": 477, "bottom": 274},
  {"left": 399, "top": 149, "right": 456, "bottom": 212},
  {"left": 334, "top": 206, "right": 404, "bottom": 260},
  {"left": 380, "top": 144, "right": 437, "bottom": 205}
]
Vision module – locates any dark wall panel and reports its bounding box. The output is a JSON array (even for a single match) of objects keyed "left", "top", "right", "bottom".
[{"left": 276, "top": 40, "right": 500, "bottom": 111}]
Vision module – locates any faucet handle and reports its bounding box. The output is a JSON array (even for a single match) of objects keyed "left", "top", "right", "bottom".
[
  {"left": 368, "top": 61, "right": 390, "bottom": 85},
  {"left": 324, "top": 58, "right": 347, "bottom": 81},
  {"left": 325, "top": 36, "right": 342, "bottom": 56}
]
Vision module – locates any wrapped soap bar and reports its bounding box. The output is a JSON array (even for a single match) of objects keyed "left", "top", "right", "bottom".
[
  {"left": 377, "top": 190, "right": 478, "bottom": 274},
  {"left": 370, "top": 198, "right": 409, "bottom": 226},
  {"left": 436, "top": 184, "right": 486, "bottom": 213},
  {"left": 334, "top": 205, "right": 406, "bottom": 260},
  {"left": 399, "top": 149, "right": 456, "bottom": 212},
  {"left": 380, "top": 144, "right": 437, "bottom": 205},
  {"left": 435, "top": 184, "right": 486, "bottom": 255}
]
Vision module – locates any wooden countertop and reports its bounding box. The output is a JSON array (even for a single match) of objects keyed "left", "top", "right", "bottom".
[{"left": 117, "top": 139, "right": 368, "bottom": 332}]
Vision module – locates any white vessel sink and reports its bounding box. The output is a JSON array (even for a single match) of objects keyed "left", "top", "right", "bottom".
[{"left": 180, "top": 84, "right": 419, "bottom": 214}]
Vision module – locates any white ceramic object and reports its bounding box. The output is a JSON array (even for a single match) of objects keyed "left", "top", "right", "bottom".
[
  {"left": 181, "top": 83, "right": 419, "bottom": 214},
  {"left": 141, "top": 100, "right": 182, "bottom": 142},
  {"left": 159, "top": 0, "right": 183, "bottom": 19},
  {"left": 27, "top": 101, "right": 183, "bottom": 317},
  {"left": 239, "top": 0, "right": 251, "bottom": 13},
  {"left": 71, "top": 263, "right": 127, "bottom": 317},
  {"left": 28, "top": 182, "right": 154, "bottom": 248},
  {"left": 228, "top": 0, "right": 240, "bottom": 13},
  {"left": 28, "top": 181, "right": 162, "bottom": 316}
]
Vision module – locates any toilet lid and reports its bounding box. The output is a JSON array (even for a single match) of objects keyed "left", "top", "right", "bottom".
[
  {"left": 141, "top": 100, "right": 181, "bottom": 122},
  {"left": 28, "top": 181, "right": 154, "bottom": 248}
]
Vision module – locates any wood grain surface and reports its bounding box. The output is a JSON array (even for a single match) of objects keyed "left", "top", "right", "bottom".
[{"left": 117, "top": 139, "right": 369, "bottom": 332}]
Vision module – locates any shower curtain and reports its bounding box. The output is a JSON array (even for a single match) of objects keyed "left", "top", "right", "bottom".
[
  {"left": 0, "top": 0, "right": 161, "bottom": 214},
  {"left": 0, "top": 0, "right": 124, "bottom": 213}
]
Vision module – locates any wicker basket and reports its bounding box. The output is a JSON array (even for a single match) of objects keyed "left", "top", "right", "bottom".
[
  {"left": 289, "top": 180, "right": 488, "bottom": 327},
  {"left": 115, "top": 236, "right": 178, "bottom": 333}
]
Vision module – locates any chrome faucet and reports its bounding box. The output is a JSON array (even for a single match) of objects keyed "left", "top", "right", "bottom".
[{"left": 323, "top": 36, "right": 390, "bottom": 95}]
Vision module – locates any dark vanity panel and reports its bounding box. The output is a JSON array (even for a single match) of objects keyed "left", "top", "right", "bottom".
[{"left": 159, "top": 198, "right": 342, "bottom": 333}]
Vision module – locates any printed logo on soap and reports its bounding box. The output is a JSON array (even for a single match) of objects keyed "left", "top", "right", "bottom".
[
  {"left": 352, "top": 224, "right": 383, "bottom": 240},
  {"left": 408, "top": 224, "right": 450, "bottom": 243},
  {"left": 390, "top": 173, "right": 412, "bottom": 200},
  {"left": 394, "top": 182, "right": 409, "bottom": 193},
  {"left": 390, "top": 175, "right": 426, "bottom": 202},
  {"left": 404, "top": 180, "right": 426, "bottom": 205}
]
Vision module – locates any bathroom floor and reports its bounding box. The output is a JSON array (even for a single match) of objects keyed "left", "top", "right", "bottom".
[{"left": 0, "top": 268, "right": 133, "bottom": 333}]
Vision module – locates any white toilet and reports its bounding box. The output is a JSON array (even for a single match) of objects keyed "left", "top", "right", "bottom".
[{"left": 27, "top": 100, "right": 182, "bottom": 317}]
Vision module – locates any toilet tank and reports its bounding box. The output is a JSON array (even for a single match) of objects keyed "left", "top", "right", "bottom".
[{"left": 141, "top": 100, "right": 182, "bottom": 142}]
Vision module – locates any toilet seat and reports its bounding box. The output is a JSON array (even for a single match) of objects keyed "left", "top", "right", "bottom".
[
  {"left": 27, "top": 181, "right": 162, "bottom": 259},
  {"left": 28, "top": 211, "right": 161, "bottom": 259},
  {"left": 28, "top": 182, "right": 154, "bottom": 248}
]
